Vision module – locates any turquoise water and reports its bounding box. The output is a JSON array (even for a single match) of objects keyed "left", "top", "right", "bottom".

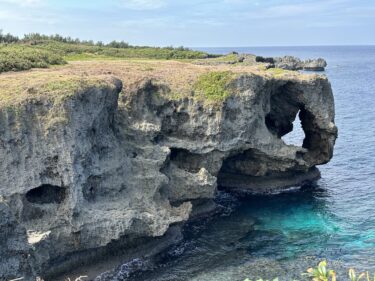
[{"left": 105, "top": 46, "right": 375, "bottom": 281}]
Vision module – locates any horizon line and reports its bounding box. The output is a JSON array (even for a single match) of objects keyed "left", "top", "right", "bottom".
[{"left": 191, "top": 44, "right": 375, "bottom": 48}]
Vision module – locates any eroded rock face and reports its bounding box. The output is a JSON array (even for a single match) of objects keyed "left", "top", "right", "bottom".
[
  {"left": 0, "top": 72, "right": 337, "bottom": 279},
  {"left": 194, "top": 53, "right": 328, "bottom": 71},
  {"left": 273, "top": 56, "right": 328, "bottom": 71},
  {"left": 0, "top": 199, "right": 37, "bottom": 280}
]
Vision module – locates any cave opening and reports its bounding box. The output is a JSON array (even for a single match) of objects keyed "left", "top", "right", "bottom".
[
  {"left": 217, "top": 148, "right": 265, "bottom": 190},
  {"left": 264, "top": 83, "right": 315, "bottom": 149},
  {"left": 25, "top": 184, "right": 66, "bottom": 204},
  {"left": 281, "top": 110, "right": 305, "bottom": 147},
  {"left": 169, "top": 148, "right": 203, "bottom": 173}
]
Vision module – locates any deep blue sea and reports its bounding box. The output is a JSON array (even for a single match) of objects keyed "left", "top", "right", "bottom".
[{"left": 126, "top": 46, "right": 375, "bottom": 281}]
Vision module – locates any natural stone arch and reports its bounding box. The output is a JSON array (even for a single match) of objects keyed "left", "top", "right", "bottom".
[
  {"left": 217, "top": 78, "right": 337, "bottom": 193},
  {"left": 265, "top": 81, "right": 337, "bottom": 165},
  {"left": 281, "top": 109, "right": 305, "bottom": 147}
]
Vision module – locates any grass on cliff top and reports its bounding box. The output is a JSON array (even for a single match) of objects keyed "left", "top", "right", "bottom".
[
  {"left": 266, "top": 67, "right": 290, "bottom": 77},
  {"left": 193, "top": 53, "right": 241, "bottom": 65},
  {"left": 0, "top": 72, "right": 115, "bottom": 107},
  {"left": 214, "top": 53, "right": 240, "bottom": 62},
  {"left": 194, "top": 71, "right": 236, "bottom": 102},
  {"left": 0, "top": 44, "right": 67, "bottom": 73},
  {"left": 0, "top": 59, "right": 316, "bottom": 108},
  {"left": 35, "top": 40, "right": 209, "bottom": 60},
  {"left": 57, "top": 43, "right": 209, "bottom": 61},
  {"left": 0, "top": 31, "right": 214, "bottom": 73},
  {"left": 0, "top": 38, "right": 212, "bottom": 73}
]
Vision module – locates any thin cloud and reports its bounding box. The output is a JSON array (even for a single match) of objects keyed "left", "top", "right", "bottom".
[
  {"left": 0, "top": 0, "right": 42, "bottom": 6},
  {"left": 120, "top": 0, "right": 166, "bottom": 10},
  {"left": 231, "top": 0, "right": 354, "bottom": 20},
  {"left": 119, "top": 16, "right": 172, "bottom": 28}
]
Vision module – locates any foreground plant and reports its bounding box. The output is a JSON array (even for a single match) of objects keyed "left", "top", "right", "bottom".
[
  {"left": 348, "top": 268, "right": 375, "bottom": 281},
  {"left": 242, "top": 261, "right": 375, "bottom": 281},
  {"left": 303, "top": 260, "right": 336, "bottom": 281},
  {"left": 348, "top": 268, "right": 366, "bottom": 281},
  {"left": 364, "top": 271, "right": 375, "bottom": 281},
  {"left": 303, "top": 261, "right": 375, "bottom": 281}
]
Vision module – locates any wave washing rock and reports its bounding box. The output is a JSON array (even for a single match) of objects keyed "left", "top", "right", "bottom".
[{"left": 0, "top": 61, "right": 337, "bottom": 280}]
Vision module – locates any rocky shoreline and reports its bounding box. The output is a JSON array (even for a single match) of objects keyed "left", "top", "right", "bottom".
[
  {"left": 257, "top": 55, "right": 328, "bottom": 71},
  {"left": 193, "top": 53, "right": 328, "bottom": 71},
  {"left": 0, "top": 57, "right": 337, "bottom": 280}
]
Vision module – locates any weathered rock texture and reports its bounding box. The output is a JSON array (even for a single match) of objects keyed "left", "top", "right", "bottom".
[
  {"left": 194, "top": 53, "right": 328, "bottom": 71},
  {"left": 0, "top": 65, "right": 337, "bottom": 280},
  {"left": 258, "top": 55, "right": 328, "bottom": 71},
  {"left": 0, "top": 199, "right": 37, "bottom": 280}
]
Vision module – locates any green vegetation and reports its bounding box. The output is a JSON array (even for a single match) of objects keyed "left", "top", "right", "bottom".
[
  {"left": 266, "top": 67, "right": 288, "bottom": 76},
  {"left": 0, "top": 30, "right": 19, "bottom": 43},
  {"left": 0, "top": 45, "right": 66, "bottom": 73},
  {"left": 192, "top": 52, "right": 243, "bottom": 65},
  {"left": 36, "top": 40, "right": 208, "bottom": 60},
  {"left": 213, "top": 53, "right": 240, "bottom": 62},
  {"left": 243, "top": 261, "right": 375, "bottom": 281},
  {"left": 303, "top": 260, "right": 337, "bottom": 281},
  {"left": 0, "top": 31, "right": 213, "bottom": 73},
  {"left": 194, "top": 71, "right": 236, "bottom": 102}
]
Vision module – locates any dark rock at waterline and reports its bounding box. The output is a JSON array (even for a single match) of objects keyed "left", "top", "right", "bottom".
[
  {"left": 255, "top": 56, "right": 275, "bottom": 64},
  {"left": 218, "top": 167, "right": 321, "bottom": 195}
]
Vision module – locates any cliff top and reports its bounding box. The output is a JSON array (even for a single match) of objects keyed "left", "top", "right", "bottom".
[
  {"left": 0, "top": 59, "right": 323, "bottom": 107},
  {"left": 0, "top": 33, "right": 328, "bottom": 107}
]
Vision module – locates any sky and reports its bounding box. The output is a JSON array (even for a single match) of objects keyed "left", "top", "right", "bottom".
[{"left": 0, "top": 0, "right": 374, "bottom": 47}]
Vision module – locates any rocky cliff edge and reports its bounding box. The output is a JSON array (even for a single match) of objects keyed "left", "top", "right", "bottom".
[{"left": 0, "top": 60, "right": 337, "bottom": 280}]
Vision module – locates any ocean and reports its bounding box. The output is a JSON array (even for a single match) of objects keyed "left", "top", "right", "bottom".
[{"left": 120, "top": 46, "right": 375, "bottom": 281}]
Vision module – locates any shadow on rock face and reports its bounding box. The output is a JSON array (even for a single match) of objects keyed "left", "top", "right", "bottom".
[{"left": 25, "top": 184, "right": 67, "bottom": 204}]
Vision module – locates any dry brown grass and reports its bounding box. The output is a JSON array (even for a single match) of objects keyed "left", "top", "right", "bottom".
[
  {"left": 0, "top": 71, "right": 117, "bottom": 107},
  {"left": 0, "top": 59, "right": 318, "bottom": 107}
]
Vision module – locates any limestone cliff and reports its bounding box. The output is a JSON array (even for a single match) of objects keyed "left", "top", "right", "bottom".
[{"left": 0, "top": 61, "right": 337, "bottom": 280}]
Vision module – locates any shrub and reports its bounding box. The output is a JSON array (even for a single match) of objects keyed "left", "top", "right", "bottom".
[
  {"left": 0, "top": 31, "right": 213, "bottom": 73},
  {"left": 18, "top": 40, "right": 209, "bottom": 60},
  {"left": 194, "top": 71, "right": 236, "bottom": 102},
  {"left": 0, "top": 30, "right": 19, "bottom": 43},
  {"left": 0, "top": 45, "right": 66, "bottom": 72}
]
